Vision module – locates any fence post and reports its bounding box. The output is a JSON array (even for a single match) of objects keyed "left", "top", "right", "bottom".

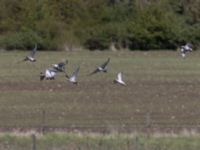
[
  {"left": 146, "top": 112, "right": 151, "bottom": 138},
  {"left": 126, "top": 139, "right": 130, "bottom": 150},
  {"left": 134, "top": 136, "right": 139, "bottom": 150},
  {"left": 31, "top": 134, "right": 36, "bottom": 150},
  {"left": 41, "top": 110, "right": 46, "bottom": 134},
  {"left": 98, "top": 139, "right": 103, "bottom": 149},
  {"left": 86, "top": 137, "right": 91, "bottom": 150}
]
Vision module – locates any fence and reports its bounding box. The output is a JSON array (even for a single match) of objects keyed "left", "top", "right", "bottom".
[
  {"left": 6, "top": 132, "right": 200, "bottom": 150},
  {"left": 0, "top": 109, "right": 200, "bottom": 134},
  {"left": 0, "top": 109, "right": 199, "bottom": 150}
]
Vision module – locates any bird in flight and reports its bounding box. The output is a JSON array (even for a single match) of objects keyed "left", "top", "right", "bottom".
[
  {"left": 23, "top": 44, "right": 38, "bottom": 62},
  {"left": 113, "top": 72, "right": 126, "bottom": 86},
  {"left": 180, "top": 43, "right": 193, "bottom": 58},
  {"left": 53, "top": 59, "right": 68, "bottom": 73},
  {"left": 89, "top": 58, "right": 110, "bottom": 75},
  {"left": 40, "top": 67, "right": 58, "bottom": 81},
  {"left": 67, "top": 66, "right": 80, "bottom": 85}
]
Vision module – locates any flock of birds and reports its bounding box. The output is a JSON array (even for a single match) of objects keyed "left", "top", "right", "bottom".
[
  {"left": 19, "top": 42, "right": 193, "bottom": 86},
  {"left": 20, "top": 44, "right": 126, "bottom": 86}
]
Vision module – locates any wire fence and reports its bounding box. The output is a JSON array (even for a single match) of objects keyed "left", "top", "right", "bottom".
[
  {"left": 0, "top": 109, "right": 200, "bottom": 134},
  {"left": 0, "top": 110, "right": 199, "bottom": 150}
]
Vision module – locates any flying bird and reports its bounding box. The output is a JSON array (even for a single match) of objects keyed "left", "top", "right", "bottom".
[
  {"left": 67, "top": 66, "right": 80, "bottom": 85},
  {"left": 53, "top": 59, "right": 68, "bottom": 72},
  {"left": 113, "top": 72, "right": 126, "bottom": 86},
  {"left": 89, "top": 58, "right": 110, "bottom": 75},
  {"left": 23, "top": 44, "right": 38, "bottom": 62},
  {"left": 40, "top": 67, "right": 58, "bottom": 81},
  {"left": 180, "top": 43, "right": 193, "bottom": 58}
]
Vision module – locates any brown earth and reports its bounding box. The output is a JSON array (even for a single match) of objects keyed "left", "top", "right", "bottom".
[{"left": 0, "top": 79, "right": 200, "bottom": 133}]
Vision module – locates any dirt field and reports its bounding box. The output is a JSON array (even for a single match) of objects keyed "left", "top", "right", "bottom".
[{"left": 0, "top": 50, "right": 200, "bottom": 133}]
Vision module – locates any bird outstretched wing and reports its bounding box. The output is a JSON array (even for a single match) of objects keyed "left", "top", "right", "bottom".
[
  {"left": 100, "top": 58, "right": 110, "bottom": 69},
  {"left": 72, "top": 66, "right": 80, "bottom": 77},
  {"left": 88, "top": 58, "right": 110, "bottom": 75},
  {"left": 117, "top": 72, "right": 122, "bottom": 81},
  {"left": 30, "top": 44, "right": 37, "bottom": 57},
  {"left": 69, "top": 66, "right": 80, "bottom": 82},
  {"left": 88, "top": 68, "right": 100, "bottom": 76}
]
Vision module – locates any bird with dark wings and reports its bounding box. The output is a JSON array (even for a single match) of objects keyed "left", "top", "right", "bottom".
[{"left": 89, "top": 58, "right": 110, "bottom": 75}]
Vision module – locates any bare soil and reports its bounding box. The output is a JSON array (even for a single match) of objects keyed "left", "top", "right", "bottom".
[{"left": 0, "top": 79, "right": 200, "bottom": 133}]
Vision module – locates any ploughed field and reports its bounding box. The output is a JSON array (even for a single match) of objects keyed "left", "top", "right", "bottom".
[{"left": 0, "top": 50, "right": 200, "bottom": 133}]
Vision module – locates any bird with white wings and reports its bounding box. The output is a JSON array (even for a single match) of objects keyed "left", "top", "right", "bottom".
[
  {"left": 66, "top": 66, "right": 80, "bottom": 85},
  {"left": 113, "top": 72, "right": 126, "bottom": 86},
  {"left": 89, "top": 58, "right": 110, "bottom": 75},
  {"left": 40, "top": 67, "right": 58, "bottom": 81}
]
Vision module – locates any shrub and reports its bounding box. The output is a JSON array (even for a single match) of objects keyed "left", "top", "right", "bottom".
[{"left": 0, "top": 29, "right": 42, "bottom": 50}]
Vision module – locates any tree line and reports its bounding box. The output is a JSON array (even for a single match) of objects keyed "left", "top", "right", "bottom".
[{"left": 0, "top": 0, "right": 199, "bottom": 51}]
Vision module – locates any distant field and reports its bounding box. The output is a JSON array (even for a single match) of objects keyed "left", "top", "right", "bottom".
[{"left": 0, "top": 50, "right": 200, "bottom": 133}]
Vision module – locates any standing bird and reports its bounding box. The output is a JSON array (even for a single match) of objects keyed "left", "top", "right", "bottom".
[
  {"left": 113, "top": 72, "right": 126, "bottom": 86},
  {"left": 67, "top": 66, "right": 80, "bottom": 85},
  {"left": 23, "top": 44, "right": 38, "bottom": 62},
  {"left": 180, "top": 43, "right": 193, "bottom": 58},
  {"left": 89, "top": 58, "right": 110, "bottom": 75}
]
